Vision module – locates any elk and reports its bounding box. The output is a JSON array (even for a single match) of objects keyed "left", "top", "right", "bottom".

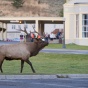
[{"left": 0, "top": 26, "right": 48, "bottom": 73}]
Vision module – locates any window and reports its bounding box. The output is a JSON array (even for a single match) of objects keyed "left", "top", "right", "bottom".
[
  {"left": 18, "top": 25, "right": 21, "bottom": 29},
  {"left": 24, "top": 24, "right": 28, "bottom": 28},
  {"left": 76, "top": 14, "right": 79, "bottom": 38},
  {"left": 12, "top": 25, "right": 15, "bottom": 29},
  {"left": 82, "top": 14, "right": 88, "bottom": 38}
]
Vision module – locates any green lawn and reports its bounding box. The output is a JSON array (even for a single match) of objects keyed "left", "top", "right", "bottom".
[
  {"left": 45, "top": 43, "right": 88, "bottom": 50},
  {"left": 1, "top": 53, "right": 88, "bottom": 74},
  {"left": 1, "top": 43, "right": 88, "bottom": 74}
]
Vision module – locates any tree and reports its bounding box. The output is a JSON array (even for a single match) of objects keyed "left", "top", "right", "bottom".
[
  {"left": 12, "top": 0, "right": 24, "bottom": 8},
  {"left": 59, "top": 8, "right": 63, "bottom": 17}
]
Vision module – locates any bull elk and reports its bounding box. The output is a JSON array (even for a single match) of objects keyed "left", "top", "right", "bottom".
[{"left": 0, "top": 27, "right": 48, "bottom": 73}]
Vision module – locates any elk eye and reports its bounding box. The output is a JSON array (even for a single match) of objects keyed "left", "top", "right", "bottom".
[{"left": 42, "top": 38, "right": 45, "bottom": 41}]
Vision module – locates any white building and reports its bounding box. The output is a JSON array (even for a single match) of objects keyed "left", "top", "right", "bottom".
[
  {"left": 7, "top": 23, "right": 34, "bottom": 40},
  {"left": 7, "top": 23, "right": 63, "bottom": 40},
  {"left": 64, "top": 0, "right": 88, "bottom": 46}
]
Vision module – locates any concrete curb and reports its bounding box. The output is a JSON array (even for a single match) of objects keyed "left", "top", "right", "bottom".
[
  {"left": 0, "top": 74, "right": 88, "bottom": 79},
  {"left": 56, "top": 74, "right": 88, "bottom": 78},
  {"left": 0, "top": 75, "right": 57, "bottom": 79}
]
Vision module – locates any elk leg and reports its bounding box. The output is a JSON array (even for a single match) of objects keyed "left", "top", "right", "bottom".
[
  {"left": 25, "top": 59, "right": 36, "bottom": 73},
  {"left": 20, "top": 60, "right": 24, "bottom": 73},
  {"left": 0, "top": 61, "right": 4, "bottom": 73}
]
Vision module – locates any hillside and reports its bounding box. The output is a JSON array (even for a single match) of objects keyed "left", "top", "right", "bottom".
[{"left": 0, "top": 0, "right": 65, "bottom": 17}]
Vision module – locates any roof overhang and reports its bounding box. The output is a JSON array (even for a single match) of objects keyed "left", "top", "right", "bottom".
[
  {"left": 0, "top": 17, "right": 65, "bottom": 24},
  {"left": 74, "top": 2, "right": 88, "bottom": 4}
]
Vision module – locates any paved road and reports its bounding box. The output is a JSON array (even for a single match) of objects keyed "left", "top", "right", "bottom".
[
  {"left": 41, "top": 49, "right": 88, "bottom": 54},
  {"left": 0, "top": 78, "right": 88, "bottom": 88},
  {"left": 0, "top": 41, "right": 19, "bottom": 45}
]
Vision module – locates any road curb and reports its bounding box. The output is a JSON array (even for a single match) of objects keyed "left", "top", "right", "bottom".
[
  {"left": 56, "top": 74, "right": 88, "bottom": 78},
  {"left": 0, "top": 74, "right": 88, "bottom": 79},
  {"left": 0, "top": 75, "right": 57, "bottom": 79}
]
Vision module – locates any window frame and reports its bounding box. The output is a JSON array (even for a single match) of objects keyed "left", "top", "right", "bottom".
[
  {"left": 82, "top": 14, "right": 88, "bottom": 38},
  {"left": 76, "top": 14, "right": 79, "bottom": 38}
]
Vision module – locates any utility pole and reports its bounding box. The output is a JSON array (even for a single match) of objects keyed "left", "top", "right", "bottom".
[{"left": 62, "top": 21, "right": 66, "bottom": 48}]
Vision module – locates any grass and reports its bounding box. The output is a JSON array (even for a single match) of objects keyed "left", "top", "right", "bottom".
[
  {"left": 1, "top": 43, "right": 88, "bottom": 74},
  {"left": 45, "top": 43, "right": 88, "bottom": 50},
  {"left": 1, "top": 53, "right": 88, "bottom": 74}
]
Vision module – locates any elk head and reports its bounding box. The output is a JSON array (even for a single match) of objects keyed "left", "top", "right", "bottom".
[{"left": 34, "top": 38, "right": 49, "bottom": 50}]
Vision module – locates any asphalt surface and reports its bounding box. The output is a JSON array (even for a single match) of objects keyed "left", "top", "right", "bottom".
[
  {"left": 0, "top": 78, "right": 88, "bottom": 88},
  {"left": 41, "top": 49, "right": 88, "bottom": 54},
  {"left": 0, "top": 41, "right": 19, "bottom": 45}
]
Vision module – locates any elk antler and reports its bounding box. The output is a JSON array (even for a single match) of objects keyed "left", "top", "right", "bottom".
[
  {"left": 23, "top": 26, "right": 29, "bottom": 35},
  {"left": 16, "top": 27, "right": 29, "bottom": 35},
  {"left": 32, "top": 25, "right": 36, "bottom": 32},
  {"left": 32, "top": 25, "right": 40, "bottom": 34},
  {"left": 32, "top": 24, "right": 44, "bottom": 38}
]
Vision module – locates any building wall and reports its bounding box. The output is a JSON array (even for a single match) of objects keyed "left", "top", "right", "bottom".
[
  {"left": 0, "top": 22, "right": 7, "bottom": 41},
  {"left": 69, "top": 14, "right": 75, "bottom": 43},
  {"left": 7, "top": 23, "right": 34, "bottom": 40},
  {"left": 7, "top": 32, "right": 20, "bottom": 41},
  {"left": 64, "top": 2, "right": 88, "bottom": 46}
]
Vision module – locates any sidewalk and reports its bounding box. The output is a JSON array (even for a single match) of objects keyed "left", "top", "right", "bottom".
[
  {"left": 0, "top": 74, "right": 88, "bottom": 79},
  {"left": 41, "top": 48, "right": 88, "bottom": 54}
]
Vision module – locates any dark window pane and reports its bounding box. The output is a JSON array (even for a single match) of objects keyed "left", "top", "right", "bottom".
[
  {"left": 84, "top": 14, "right": 87, "bottom": 19},
  {"left": 84, "top": 20, "right": 87, "bottom": 25},
  {"left": 84, "top": 27, "right": 86, "bottom": 31}
]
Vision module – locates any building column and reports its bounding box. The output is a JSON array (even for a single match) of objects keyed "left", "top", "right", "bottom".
[
  {"left": 36, "top": 20, "right": 44, "bottom": 35},
  {"left": 3, "top": 23, "right": 7, "bottom": 41},
  {"left": 38, "top": 21, "right": 41, "bottom": 34},
  {"left": 0, "top": 22, "right": 3, "bottom": 40},
  {"left": 35, "top": 20, "right": 39, "bottom": 32},
  {"left": 0, "top": 30, "right": 3, "bottom": 40},
  {"left": 79, "top": 14, "right": 82, "bottom": 39},
  {"left": 41, "top": 22, "right": 44, "bottom": 35}
]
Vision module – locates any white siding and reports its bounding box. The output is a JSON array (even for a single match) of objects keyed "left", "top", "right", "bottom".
[
  {"left": 69, "top": 14, "right": 75, "bottom": 43},
  {"left": 7, "top": 32, "right": 20, "bottom": 40}
]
